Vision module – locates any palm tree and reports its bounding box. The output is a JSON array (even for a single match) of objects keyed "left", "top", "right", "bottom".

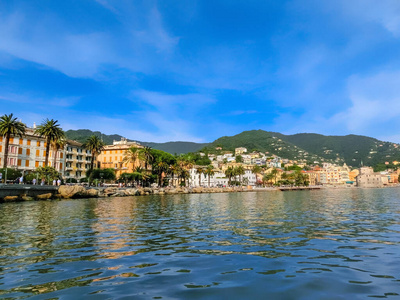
[
  {"left": 51, "top": 138, "right": 66, "bottom": 170},
  {"left": 235, "top": 165, "right": 245, "bottom": 185},
  {"left": 35, "top": 119, "right": 65, "bottom": 167},
  {"left": 205, "top": 165, "right": 215, "bottom": 187},
  {"left": 154, "top": 158, "right": 169, "bottom": 187},
  {"left": 0, "top": 114, "right": 26, "bottom": 171},
  {"left": 196, "top": 166, "right": 204, "bottom": 187},
  {"left": 138, "top": 146, "right": 153, "bottom": 172},
  {"left": 169, "top": 164, "right": 177, "bottom": 187},
  {"left": 225, "top": 166, "right": 234, "bottom": 186},
  {"left": 271, "top": 168, "right": 278, "bottom": 184},
  {"left": 263, "top": 173, "right": 274, "bottom": 186},
  {"left": 83, "top": 135, "right": 105, "bottom": 170},
  {"left": 123, "top": 146, "right": 140, "bottom": 169}
]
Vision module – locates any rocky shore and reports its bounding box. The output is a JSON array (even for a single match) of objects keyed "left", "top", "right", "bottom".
[{"left": 0, "top": 185, "right": 249, "bottom": 202}]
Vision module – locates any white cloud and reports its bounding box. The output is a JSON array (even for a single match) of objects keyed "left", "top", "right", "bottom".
[
  {"left": 337, "top": 0, "right": 400, "bottom": 37},
  {"left": 332, "top": 71, "right": 400, "bottom": 131},
  {"left": 0, "top": 4, "right": 178, "bottom": 78}
]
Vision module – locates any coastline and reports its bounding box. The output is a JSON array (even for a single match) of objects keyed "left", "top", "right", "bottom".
[{"left": 1, "top": 184, "right": 398, "bottom": 203}]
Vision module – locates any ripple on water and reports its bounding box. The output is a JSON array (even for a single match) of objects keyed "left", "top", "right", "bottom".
[{"left": 0, "top": 190, "right": 400, "bottom": 299}]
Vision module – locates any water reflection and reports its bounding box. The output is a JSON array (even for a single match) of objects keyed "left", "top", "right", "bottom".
[{"left": 1, "top": 189, "right": 400, "bottom": 299}]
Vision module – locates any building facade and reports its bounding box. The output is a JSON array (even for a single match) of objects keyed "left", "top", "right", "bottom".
[
  {"left": 64, "top": 140, "right": 92, "bottom": 181},
  {"left": 356, "top": 167, "right": 383, "bottom": 188},
  {"left": 0, "top": 127, "right": 65, "bottom": 176},
  {"left": 97, "top": 138, "right": 143, "bottom": 178}
]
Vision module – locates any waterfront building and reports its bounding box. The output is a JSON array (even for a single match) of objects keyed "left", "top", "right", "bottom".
[
  {"left": 64, "top": 140, "right": 92, "bottom": 181},
  {"left": 97, "top": 138, "right": 143, "bottom": 178},
  {"left": 0, "top": 127, "right": 65, "bottom": 176},
  {"left": 356, "top": 167, "right": 383, "bottom": 188}
]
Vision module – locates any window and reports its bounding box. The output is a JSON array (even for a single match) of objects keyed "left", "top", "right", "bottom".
[
  {"left": 26, "top": 149, "right": 30, "bottom": 155},
  {"left": 35, "top": 161, "right": 39, "bottom": 167},
  {"left": 36, "top": 150, "right": 40, "bottom": 156},
  {"left": 37, "top": 141, "right": 40, "bottom": 147},
  {"left": 60, "top": 153, "right": 63, "bottom": 158},
  {"left": 18, "top": 148, "right": 23, "bottom": 155},
  {"left": 25, "top": 160, "right": 29, "bottom": 167},
  {"left": 17, "top": 159, "right": 21, "bottom": 166},
  {"left": 19, "top": 138, "right": 23, "bottom": 145},
  {"left": 59, "top": 163, "right": 63, "bottom": 169},
  {"left": 9, "top": 137, "right": 14, "bottom": 144},
  {"left": 27, "top": 139, "right": 31, "bottom": 145}
]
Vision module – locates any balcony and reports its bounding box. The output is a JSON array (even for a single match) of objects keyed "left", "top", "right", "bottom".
[{"left": 66, "top": 167, "right": 73, "bottom": 171}]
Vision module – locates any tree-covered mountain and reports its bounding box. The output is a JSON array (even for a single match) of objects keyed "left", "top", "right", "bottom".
[
  {"left": 205, "top": 130, "right": 400, "bottom": 167},
  {"left": 65, "top": 129, "right": 207, "bottom": 154},
  {"left": 65, "top": 129, "right": 400, "bottom": 167},
  {"left": 204, "top": 130, "right": 328, "bottom": 163}
]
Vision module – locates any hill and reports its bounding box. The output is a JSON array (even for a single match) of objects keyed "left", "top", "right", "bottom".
[
  {"left": 205, "top": 130, "right": 400, "bottom": 167},
  {"left": 65, "top": 129, "right": 400, "bottom": 167},
  {"left": 65, "top": 129, "right": 207, "bottom": 154},
  {"left": 204, "top": 130, "right": 329, "bottom": 163}
]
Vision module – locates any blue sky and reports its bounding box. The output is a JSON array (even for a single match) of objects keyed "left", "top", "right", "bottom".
[{"left": 1, "top": 0, "right": 400, "bottom": 143}]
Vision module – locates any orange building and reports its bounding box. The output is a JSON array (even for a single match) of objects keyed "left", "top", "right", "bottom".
[{"left": 97, "top": 138, "right": 143, "bottom": 178}]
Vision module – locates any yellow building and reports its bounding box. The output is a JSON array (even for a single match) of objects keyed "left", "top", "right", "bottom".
[
  {"left": 64, "top": 140, "right": 92, "bottom": 181},
  {"left": 97, "top": 138, "right": 143, "bottom": 178}
]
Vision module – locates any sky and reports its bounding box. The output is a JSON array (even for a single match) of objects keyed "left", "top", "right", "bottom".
[{"left": 1, "top": 0, "right": 400, "bottom": 143}]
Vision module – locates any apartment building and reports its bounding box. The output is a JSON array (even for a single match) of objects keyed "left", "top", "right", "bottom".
[
  {"left": 0, "top": 127, "right": 65, "bottom": 175},
  {"left": 97, "top": 138, "right": 143, "bottom": 178},
  {"left": 64, "top": 140, "right": 92, "bottom": 181}
]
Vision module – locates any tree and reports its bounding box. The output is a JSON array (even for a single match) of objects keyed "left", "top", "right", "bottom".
[
  {"left": 169, "top": 164, "right": 178, "bottom": 187},
  {"left": 235, "top": 155, "right": 243, "bottom": 163},
  {"left": 263, "top": 173, "right": 274, "bottom": 186},
  {"left": 123, "top": 146, "right": 140, "bottom": 169},
  {"left": 205, "top": 165, "right": 215, "bottom": 187},
  {"left": 0, "top": 114, "right": 26, "bottom": 171},
  {"left": 251, "top": 165, "right": 262, "bottom": 174},
  {"left": 83, "top": 135, "right": 105, "bottom": 170},
  {"left": 138, "top": 146, "right": 154, "bottom": 171},
  {"left": 35, "top": 119, "right": 65, "bottom": 167},
  {"left": 235, "top": 165, "right": 245, "bottom": 185},
  {"left": 196, "top": 166, "right": 204, "bottom": 186},
  {"left": 225, "top": 166, "right": 234, "bottom": 186},
  {"left": 90, "top": 168, "right": 116, "bottom": 181},
  {"left": 51, "top": 138, "right": 66, "bottom": 170},
  {"left": 36, "top": 166, "right": 61, "bottom": 184},
  {"left": 271, "top": 168, "right": 278, "bottom": 184}
]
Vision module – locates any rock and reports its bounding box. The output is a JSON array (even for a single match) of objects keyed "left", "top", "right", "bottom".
[
  {"left": 3, "top": 196, "right": 19, "bottom": 201},
  {"left": 58, "top": 185, "right": 86, "bottom": 199},
  {"left": 153, "top": 190, "right": 159, "bottom": 195},
  {"left": 21, "top": 195, "right": 34, "bottom": 201},
  {"left": 144, "top": 187, "right": 152, "bottom": 193},
  {"left": 86, "top": 189, "right": 99, "bottom": 197},
  {"left": 159, "top": 191, "right": 165, "bottom": 195},
  {"left": 124, "top": 188, "right": 139, "bottom": 196},
  {"left": 36, "top": 193, "right": 52, "bottom": 200}
]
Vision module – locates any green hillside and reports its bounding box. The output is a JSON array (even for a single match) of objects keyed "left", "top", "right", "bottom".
[
  {"left": 65, "top": 128, "right": 400, "bottom": 167},
  {"left": 204, "top": 130, "right": 328, "bottom": 163},
  {"left": 142, "top": 141, "right": 208, "bottom": 154},
  {"left": 204, "top": 130, "right": 400, "bottom": 167},
  {"left": 280, "top": 133, "right": 400, "bottom": 166},
  {"left": 65, "top": 129, "right": 123, "bottom": 145},
  {"left": 65, "top": 129, "right": 207, "bottom": 154}
]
